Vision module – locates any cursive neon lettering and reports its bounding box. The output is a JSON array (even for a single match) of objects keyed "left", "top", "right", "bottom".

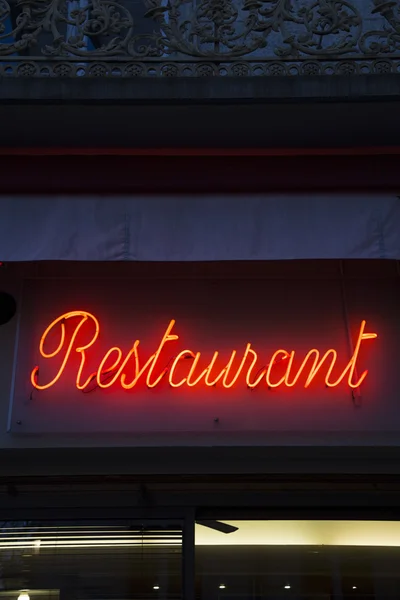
[
  {"left": 204, "top": 352, "right": 227, "bottom": 387},
  {"left": 120, "top": 341, "right": 155, "bottom": 390},
  {"left": 266, "top": 350, "right": 291, "bottom": 388},
  {"left": 146, "top": 320, "right": 179, "bottom": 388},
  {"left": 31, "top": 311, "right": 100, "bottom": 391},
  {"left": 169, "top": 350, "right": 196, "bottom": 387},
  {"left": 264, "top": 321, "right": 378, "bottom": 389},
  {"left": 185, "top": 351, "right": 227, "bottom": 387},
  {"left": 221, "top": 350, "right": 245, "bottom": 388},
  {"left": 96, "top": 347, "right": 123, "bottom": 389},
  {"left": 31, "top": 312, "right": 377, "bottom": 392},
  {"left": 342, "top": 320, "right": 377, "bottom": 388}
]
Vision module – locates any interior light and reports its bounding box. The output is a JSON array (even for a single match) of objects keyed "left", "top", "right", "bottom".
[
  {"left": 18, "top": 593, "right": 30, "bottom": 600},
  {"left": 219, "top": 584, "right": 226, "bottom": 589},
  {"left": 153, "top": 585, "right": 160, "bottom": 590},
  {"left": 284, "top": 585, "right": 291, "bottom": 590},
  {"left": 352, "top": 586, "right": 357, "bottom": 590}
]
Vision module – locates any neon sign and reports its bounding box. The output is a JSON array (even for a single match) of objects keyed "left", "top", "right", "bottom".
[{"left": 31, "top": 311, "right": 377, "bottom": 392}]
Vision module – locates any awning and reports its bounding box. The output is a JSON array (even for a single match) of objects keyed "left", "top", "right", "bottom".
[{"left": 0, "top": 196, "right": 399, "bottom": 261}]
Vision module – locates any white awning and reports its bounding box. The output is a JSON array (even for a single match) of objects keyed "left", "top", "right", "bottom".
[{"left": 0, "top": 195, "right": 399, "bottom": 261}]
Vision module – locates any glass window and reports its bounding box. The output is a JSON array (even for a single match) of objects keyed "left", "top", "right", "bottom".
[
  {"left": 195, "top": 521, "right": 400, "bottom": 599},
  {"left": 0, "top": 520, "right": 182, "bottom": 600}
]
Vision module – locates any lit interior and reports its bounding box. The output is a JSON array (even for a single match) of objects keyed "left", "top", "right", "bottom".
[
  {"left": 194, "top": 520, "right": 400, "bottom": 546},
  {"left": 1, "top": 522, "right": 400, "bottom": 549}
]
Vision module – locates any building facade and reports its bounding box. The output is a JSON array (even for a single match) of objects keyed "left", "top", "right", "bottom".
[
  {"left": 1, "top": 1, "right": 400, "bottom": 599},
  {"left": 0, "top": 202, "right": 400, "bottom": 599}
]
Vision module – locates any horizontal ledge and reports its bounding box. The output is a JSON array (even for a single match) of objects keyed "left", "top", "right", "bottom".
[
  {"left": 0, "top": 146, "right": 400, "bottom": 156},
  {"left": 0, "top": 98, "right": 399, "bottom": 150},
  {"left": 0, "top": 155, "right": 399, "bottom": 192},
  {"left": 0, "top": 74, "right": 400, "bottom": 103}
]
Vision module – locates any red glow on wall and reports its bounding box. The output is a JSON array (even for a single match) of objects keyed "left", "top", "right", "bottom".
[{"left": 30, "top": 311, "right": 378, "bottom": 393}]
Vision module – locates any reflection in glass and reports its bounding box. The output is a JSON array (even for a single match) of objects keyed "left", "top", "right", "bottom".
[
  {"left": 0, "top": 521, "right": 182, "bottom": 600},
  {"left": 195, "top": 521, "right": 400, "bottom": 599}
]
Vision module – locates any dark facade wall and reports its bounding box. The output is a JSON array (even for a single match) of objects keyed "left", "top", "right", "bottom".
[{"left": 0, "top": 259, "right": 400, "bottom": 480}]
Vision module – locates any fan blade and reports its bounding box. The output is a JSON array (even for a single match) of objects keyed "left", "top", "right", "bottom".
[{"left": 196, "top": 520, "right": 238, "bottom": 534}]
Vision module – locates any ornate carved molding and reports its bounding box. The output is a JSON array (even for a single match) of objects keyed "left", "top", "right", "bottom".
[{"left": 0, "top": 0, "right": 399, "bottom": 75}]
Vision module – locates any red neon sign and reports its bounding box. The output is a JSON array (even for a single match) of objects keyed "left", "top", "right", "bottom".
[{"left": 30, "top": 311, "right": 377, "bottom": 392}]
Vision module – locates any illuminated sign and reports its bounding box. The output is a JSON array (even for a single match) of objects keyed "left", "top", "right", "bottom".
[{"left": 31, "top": 311, "right": 377, "bottom": 392}]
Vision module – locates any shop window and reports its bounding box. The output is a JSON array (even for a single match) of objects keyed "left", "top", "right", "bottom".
[
  {"left": 195, "top": 521, "right": 400, "bottom": 599},
  {"left": 0, "top": 520, "right": 182, "bottom": 600}
]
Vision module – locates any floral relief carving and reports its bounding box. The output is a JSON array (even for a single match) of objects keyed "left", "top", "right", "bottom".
[
  {"left": 360, "top": 0, "right": 400, "bottom": 54},
  {"left": 275, "top": 0, "right": 363, "bottom": 57},
  {"left": 0, "top": 0, "right": 399, "bottom": 73}
]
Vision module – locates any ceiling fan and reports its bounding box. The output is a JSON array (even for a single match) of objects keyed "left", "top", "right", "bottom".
[{"left": 195, "top": 520, "right": 238, "bottom": 534}]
